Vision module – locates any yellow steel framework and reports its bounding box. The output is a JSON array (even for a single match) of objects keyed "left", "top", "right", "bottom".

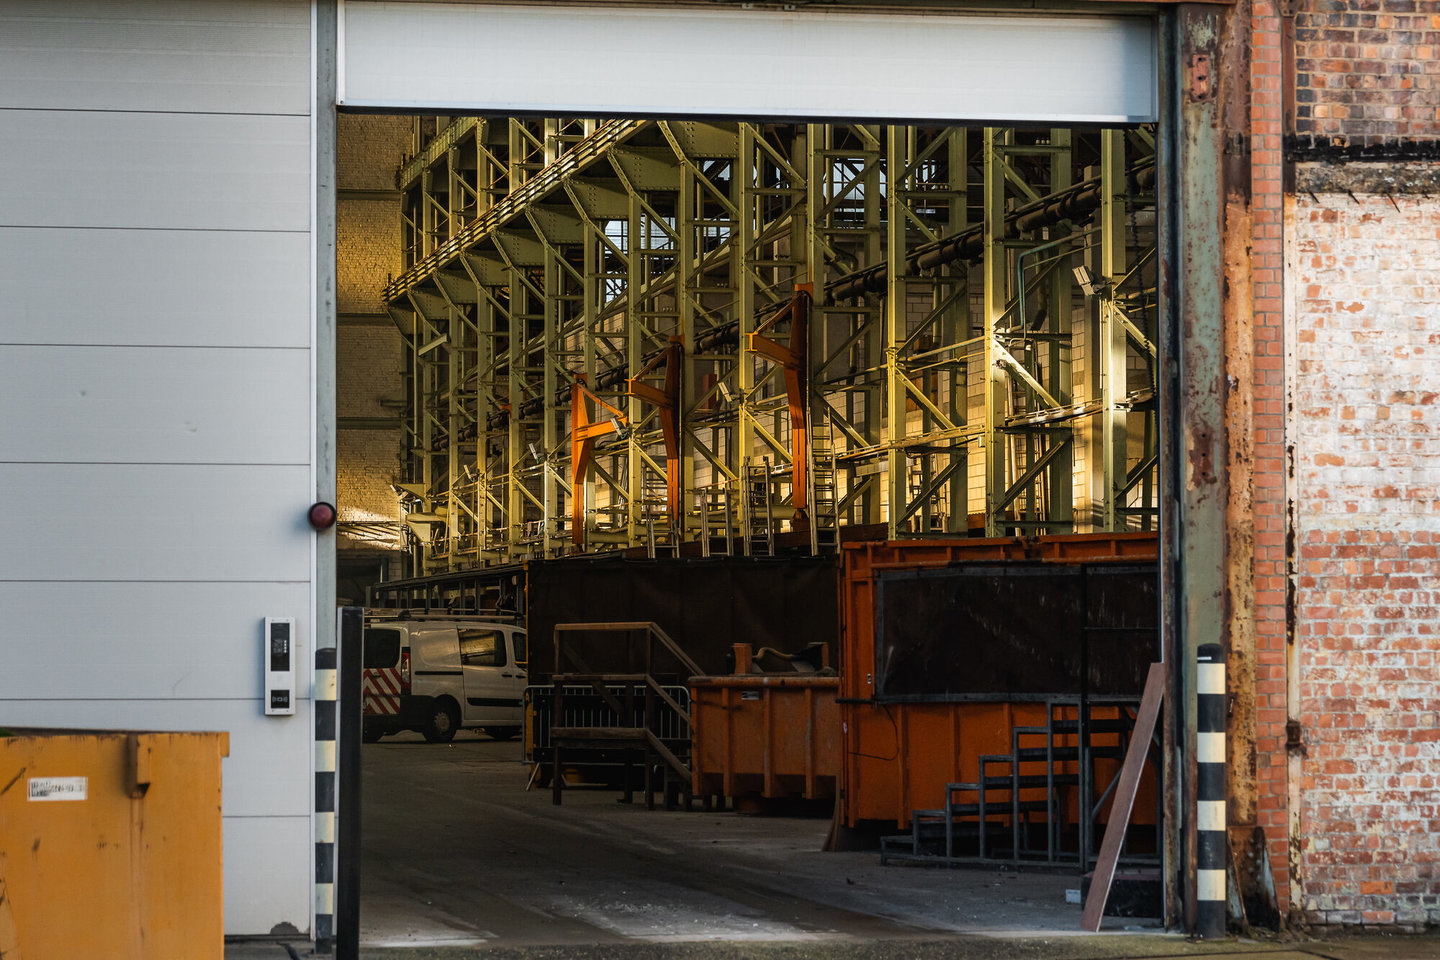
[{"left": 381, "top": 118, "right": 1159, "bottom": 574}]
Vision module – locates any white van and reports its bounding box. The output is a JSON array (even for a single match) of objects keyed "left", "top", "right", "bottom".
[{"left": 362, "top": 616, "right": 527, "bottom": 743}]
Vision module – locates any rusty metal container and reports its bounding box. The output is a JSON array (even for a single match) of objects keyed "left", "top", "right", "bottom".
[
  {"left": 690, "top": 673, "right": 840, "bottom": 802},
  {"left": 837, "top": 533, "right": 1158, "bottom": 830},
  {"left": 0, "top": 728, "right": 229, "bottom": 959}
]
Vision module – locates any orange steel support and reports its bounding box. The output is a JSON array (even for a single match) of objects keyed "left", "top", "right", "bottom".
[
  {"left": 747, "top": 286, "right": 811, "bottom": 524},
  {"left": 570, "top": 376, "right": 628, "bottom": 548},
  {"left": 0, "top": 729, "right": 229, "bottom": 959},
  {"left": 837, "top": 533, "right": 1160, "bottom": 830},
  {"left": 626, "top": 337, "right": 683, "bottom": 530}
]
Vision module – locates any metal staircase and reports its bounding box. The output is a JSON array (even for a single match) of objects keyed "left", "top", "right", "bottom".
[
  {"left": 549, "top": 621, "right": 700, "bottom": 810},
  {"left": 881, "top": 697, "right": 1158, "bottom": 869}
]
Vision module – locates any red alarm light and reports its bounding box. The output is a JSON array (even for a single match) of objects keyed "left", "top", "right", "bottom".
[{"left": 308, "top": 501, "right": 337, "bottom": 530}]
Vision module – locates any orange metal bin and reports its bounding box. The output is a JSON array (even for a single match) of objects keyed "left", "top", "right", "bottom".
[
  {"left": 837, "top": 533, "right": 1159, "bottom": 831},
  {"left": 0, "top": 728, "right": 229, "bottom": 960},
  {"left": 690, "top": 675, "right": 840, "bottom": 801}
]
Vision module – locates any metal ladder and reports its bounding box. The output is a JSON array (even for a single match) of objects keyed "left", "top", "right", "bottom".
[
  {"left": 741, "top": 458, "right": 774, "bottom": 557},
  {"left": 643, "top": 471, "right": 677, "bottom": 558},
  {"left": 698, "top": 484, "right": 734, "bottom": 557},
  {"left": 809, "top": 417, "right": 840, "bottom": 553}
]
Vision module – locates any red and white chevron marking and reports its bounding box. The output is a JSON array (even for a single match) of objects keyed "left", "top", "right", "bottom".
[{"left": 363, "top": 668, "right": 402, "bottom": 716}]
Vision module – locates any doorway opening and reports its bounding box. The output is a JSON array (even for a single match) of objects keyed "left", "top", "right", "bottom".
[{"left": 335, "top": 109, "right": 1166, "bottom": 948}]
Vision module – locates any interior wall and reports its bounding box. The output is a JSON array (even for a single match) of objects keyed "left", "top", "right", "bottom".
[
  {"left": 0, "top": 0, "right": 317, "bottom": 935},
  {"left": 337, "top": 113, "right": 409, "bottom": 595}
]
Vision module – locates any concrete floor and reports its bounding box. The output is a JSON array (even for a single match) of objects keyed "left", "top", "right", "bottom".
[
  {"left": 358, "top": 731, "right": 1158, "bottom": 950},
  {"left": 221, "top": 733, "right": 1440, "bottom": 956}
]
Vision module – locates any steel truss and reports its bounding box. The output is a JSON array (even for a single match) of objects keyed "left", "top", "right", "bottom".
[{"left": 380, "top": 118, "right": 1159, "bottom": 573}]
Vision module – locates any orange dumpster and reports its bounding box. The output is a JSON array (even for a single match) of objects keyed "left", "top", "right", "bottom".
[
  {"left": 690, "top": 674, "right": 839, "bottom": 802},
  {"left": 837, "top": 533, "right": 1159, "bottom": 831},
  {"left": 0, "top": 728, "right": 229, "bottom": 960}
]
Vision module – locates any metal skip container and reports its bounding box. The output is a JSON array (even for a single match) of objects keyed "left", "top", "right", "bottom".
[
  {"left": 0, "top": 728, "right": 229, "bottom": 959},
  {"left": 690, "top": 646, "right": 840, "bottom": 803}
]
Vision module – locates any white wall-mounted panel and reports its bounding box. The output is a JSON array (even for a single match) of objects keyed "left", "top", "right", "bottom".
[
  {"left": 0, "top": 228, "right": 310, "bottom": 348},
  {"left": 0, "top": 111, "right": 310, "bottom": 231},
  {"left": 0, "top": 581, "right": 311, "bottom": 701},
  {"left": 0, "top": 463, "right": 312, "bottom": 582},
  {"left": 340, "top": 2, "right": 1158, "bottom": 123},
  {"left": 223, "top": 817, "right": 312, "bottom": 936},
  {"left": 0, "top": 0, "right": 309, "bottom": 114},
  {"left": 0, "top": 699, "right": 313, "bottom": 819},
  {"left": 1, "top": 346, "right": 311, "bottom": 464}
]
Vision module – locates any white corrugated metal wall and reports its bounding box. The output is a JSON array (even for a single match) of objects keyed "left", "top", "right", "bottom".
[{"left": 0, "top": 0, "right": 319, "bottom": 935}]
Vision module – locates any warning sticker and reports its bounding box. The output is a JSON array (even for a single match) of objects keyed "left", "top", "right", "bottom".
[{"left": 28, "top": 777, "right": 88, "bottom": 801}]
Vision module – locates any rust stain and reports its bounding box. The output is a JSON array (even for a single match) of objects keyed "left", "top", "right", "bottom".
[
  {"left": 1223, "top": 196, "right": 1258, "bottom": 832},
  {"left": 1186, "top": 425, "right": 1215, "bottom": 489}
]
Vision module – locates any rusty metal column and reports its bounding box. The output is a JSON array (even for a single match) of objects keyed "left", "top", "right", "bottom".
[{"left": 1164, "top": 3, "right": 1230, "bottom": 935}]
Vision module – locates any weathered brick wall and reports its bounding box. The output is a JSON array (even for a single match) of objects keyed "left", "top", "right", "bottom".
[
  {"left": 337, "top": 115, "right": 409, "bottom": 557},
  {"left": 1292, "top": 0, "right": 1440, "bottom": 147},
  {"left": 337, "top": 429, "right": 403, "bottom": 524},
  {"left": 337, "top": 325, "right": 403, "bottom": 542},
  {"left": 1289, "top": 190, "right": 1440, "bottom": 927},
  {"left": 337, "top": 324, "right": 401, "bottom": 421},
  {"left": 338, "top": 199, "right": 400, "bottom": 316},
  {"left": 338, "top": 114, "right": 411, "bottom": 191}
]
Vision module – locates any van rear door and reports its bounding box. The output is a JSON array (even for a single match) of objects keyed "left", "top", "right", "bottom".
[
  {"left": 458, "top": 627, "right": 522, "bottom": 725},
  {"left": 362, "top": 626, "right": 404, "bottom": 718}
]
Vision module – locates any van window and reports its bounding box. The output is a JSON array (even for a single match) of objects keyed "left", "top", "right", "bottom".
[
  {"left": 459, "top": 629, "right": 506, "bottom": 667},
  {"left": 512, "top": 630, "right": 527, "bottom": 665},
  {"left": 363, "top": 628, "right": 402, "bottom": 669}
]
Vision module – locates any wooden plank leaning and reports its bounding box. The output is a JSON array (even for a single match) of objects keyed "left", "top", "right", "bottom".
[{"left": 1081, "top": 661, "right": 1166, "bottom": 932}]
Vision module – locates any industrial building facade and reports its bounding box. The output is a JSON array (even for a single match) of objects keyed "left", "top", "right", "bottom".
[{"left": 1, "top": 0, "right": 1436, "bottom": 940}]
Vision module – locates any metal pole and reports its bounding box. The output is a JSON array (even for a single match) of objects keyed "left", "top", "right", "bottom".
[{"left": 1196, "top": 643, "right": 1227, "bottom": 937}]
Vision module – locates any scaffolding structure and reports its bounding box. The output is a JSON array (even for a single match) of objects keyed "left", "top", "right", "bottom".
[{"left": 381, "top": 119, "right": 1159, "bottom": 574}]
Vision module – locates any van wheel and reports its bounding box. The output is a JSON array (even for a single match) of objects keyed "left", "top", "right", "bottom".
[
  {"left": 422, "top": 701, "right": 460, "bottom": 743},
  {"left": 483, "top": 726, "right": 519, "bottom": 741}
]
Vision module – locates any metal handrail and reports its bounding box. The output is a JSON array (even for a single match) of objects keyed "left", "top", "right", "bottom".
[
  {"left": 552, "top": 620, "right": 703, "bottom": 681},
  {"left": 385, "top": 120, "right": 649, "bottom": 301}
]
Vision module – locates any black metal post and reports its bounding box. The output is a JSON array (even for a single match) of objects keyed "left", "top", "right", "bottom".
[{"left": 336, "top": 606, "right": 364, "bottom": 960}]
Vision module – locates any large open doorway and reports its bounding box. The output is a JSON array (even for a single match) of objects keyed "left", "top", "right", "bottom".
[{"left": 331, "top": 2, "right": 1170, "bottom": 949}]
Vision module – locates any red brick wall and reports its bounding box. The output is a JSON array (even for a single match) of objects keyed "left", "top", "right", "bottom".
[
  {"left": 1251, "top": 0, "right": 1293, "bottom": 917},
  {"left": 1292, "top": 0, "right": 1440, "bottom": 145},
  {"left": 1289, "top": 192, "right": 1440, "bottom": 927}
]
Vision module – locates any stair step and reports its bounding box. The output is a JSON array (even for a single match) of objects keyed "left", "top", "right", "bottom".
[
  {"left": 1014, "top": 747, "right": 1081, "bottom": 761},
  {"left": 981, "top": 774, "right": 1080, "bottom": 789},
  {"left": 1049, "top": 719, "right": 1136, "bottom": 733}
]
